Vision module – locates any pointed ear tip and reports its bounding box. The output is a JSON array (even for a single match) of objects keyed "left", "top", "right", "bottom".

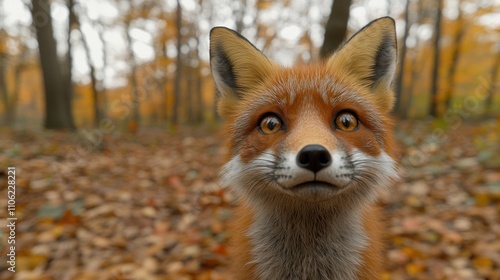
[
  {"left": 210, "top": 27, "right": 227, "bottom": 41},
  {"left": 369, "top": 17, "right": 396, "bottom": 33},
  {"left": 374, "top": 16, "right": 395, "bottom": 25},
  {"left": 380, "top": 16, "right": 395, "bottom": 23},
  {"left": 210, "top": 26, "right": 236, "bottom": 37},
  {"left": 210, "top": 27, "right": 223, "bottom": 36},
  {"left": 382, "top": 17, "right": 396, "bottom": 32}
]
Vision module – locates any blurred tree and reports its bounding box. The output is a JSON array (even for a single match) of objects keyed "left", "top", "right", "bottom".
[
  {"left": 124, "top": 8, "right": 140, "bottom": 130},
  {"left": 155, "top": 39, "right": 168, "bottom": 124},
  {"left": 77, "top": 6, "right": 101, "bottom": 127},
  {"left": 0, "top": 29, "right": 29, "bottom": 125},
  {"left": 320, "top": 0, "right": 352, "bottom": 59},
  {"left": 192, "top": 31, "right": 204, "bottom": 124},
  {"left": 172, "top": 0, "right": 182, "bottom": 125},
  {"left": 0, "top": 34, "right": 9, "bottom": 124},
  {"left": 429, "top": 0, "right": 443, "bottom": 117},
  {"left": 399, "top": 0, "right": 426, "bottom": 118},
  {"left": 31, "top": 0, "right": 75, "bottom": 129},
  {"left": 95, "top": 20, "right": 108, "bottom": 115},
  {"left": 394, "top": 0, "right": 411, "bottom": 114},
  {"left": 485, "top": 44, "right": 500, "bottom": 116},
  {"left": 195, "top": 71, "right": 203, "bottom": 123},
  {"left": 63, "top": 0, "right": 77, "bottom": 128},
  {"left": 9, "top": 42, "right": 28, "bottom": 124},
  {"left": 234, "top": 0, "right": 248, "bottom": 34},
  {"left": 187, "top": 67, "right": 194, "bottom": 123},
  {"left": 182, "top": 20, "right": 203, "bottom": 125},
  {"left": 443, "top": 1, "right": 465, "bottom": 113},
  {"left": 155, "top": 5, "right": 169, "bottom": 124}
]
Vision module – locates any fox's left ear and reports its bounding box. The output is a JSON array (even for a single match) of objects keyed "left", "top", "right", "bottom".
[
  {"left": 209, "top": 27, "right": 277, "bottom": 118},
  {"left": 327, "top": 17, "right": 397, "bottom": 112}
]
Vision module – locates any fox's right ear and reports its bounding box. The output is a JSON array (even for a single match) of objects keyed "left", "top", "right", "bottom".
[
  {"left": 209, "top": 27, "right": 276, "bottom": 105},
  {"left": 326, "top": 17, "right": 397, "bottom": 112}
]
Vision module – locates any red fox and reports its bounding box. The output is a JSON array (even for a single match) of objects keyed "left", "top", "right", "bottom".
[{"left": 210, "top": 17, "right": 399, "bottom": 280}]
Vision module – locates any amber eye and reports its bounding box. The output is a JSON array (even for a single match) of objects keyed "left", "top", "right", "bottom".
[
  {"left": 334, "top": 111, "right": 359, "bottom": 131},
  {"left": 259, "top": 114, "right": 283, "bottom": 134}
]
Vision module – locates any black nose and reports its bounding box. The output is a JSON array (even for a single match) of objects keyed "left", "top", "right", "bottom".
[{"left": 296, "top": 144, "right": 332, "bottom": 173}]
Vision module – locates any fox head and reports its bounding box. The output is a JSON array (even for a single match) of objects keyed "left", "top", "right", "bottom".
[{"left": 210, "top": 17, "right": 399, "bottom": 208}]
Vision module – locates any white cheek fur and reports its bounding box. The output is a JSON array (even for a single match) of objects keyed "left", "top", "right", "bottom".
[
  {"left": 350, "top": 149, "right": 399, "bottom": 187},
  {"left": 221, "top": 148, "right": 398, "bottom": 199},
  {"left": 220, "top": 152, "right": 278, "bottom": 198}
]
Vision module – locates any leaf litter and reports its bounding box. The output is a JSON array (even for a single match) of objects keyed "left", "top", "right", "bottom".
[{"left": 0, "top": 119, "right": 499, "bottom": 279}]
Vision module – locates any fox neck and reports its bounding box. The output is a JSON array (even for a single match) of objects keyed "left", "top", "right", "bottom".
[{"left": 247, "top": 199, "right": 367, "bottom": 280}]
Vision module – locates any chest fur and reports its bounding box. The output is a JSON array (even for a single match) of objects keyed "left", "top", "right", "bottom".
[{"left": 247, "top": 207, "right": 367, "bottom": 280}]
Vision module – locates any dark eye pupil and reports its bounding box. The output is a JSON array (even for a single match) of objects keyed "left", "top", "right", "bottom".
[
  {"left": 342, "top": 117, "right": 350, "bottom": 128},
  {"left": 267, "top": 119, "right": 277, "bottom": 130}
]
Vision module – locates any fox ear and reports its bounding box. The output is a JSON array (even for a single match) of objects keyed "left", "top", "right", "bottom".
[
  {"left": 210, "top": 27, "right": 276, "bottom": 101},
  {"left": 327, "top": 17, "right": 397, "bottom": 111}
]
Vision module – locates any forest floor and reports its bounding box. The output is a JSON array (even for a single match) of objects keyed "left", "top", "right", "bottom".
[{"left": 0, "top": 118, "right": 499, "bottom": 280}]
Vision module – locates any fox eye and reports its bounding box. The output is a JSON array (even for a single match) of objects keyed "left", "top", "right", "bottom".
[
  {"left": 334, "top": 111, "right": 358, "bottom": 132},
  {"left": 258, "top": 114, "right": 283, "bottom": 134}
]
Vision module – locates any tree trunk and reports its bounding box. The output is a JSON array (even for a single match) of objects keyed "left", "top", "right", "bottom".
[
  {"left": 0, "top": 53, "right": 9, "bottom": 125},
  {"left": 191, "top": 29, "right": 204, "bottom": 124},
  {"left": 124, "top": 20, "right": 140, "bottom": 129},
  {"left": 157, "top": 41, "right": 168, "bottom": 124},
  {"left": 9, "top": 46, "right": 27, "bottom": 124},
  {"left": 443, "top": 3, "right": 464, "bottom": 113},
  {"left": 485, "top": 47, "right": 500, "bottom": 115},
  {"left": 186, "top": 67, "right": 193, "bottom": 124},
  {"left": 79, "top": 21, "right": 101, "bottom": 127},
  {"left": 429, "top": 0, "right": 443, "bottom": 117},
  {"left": 31, "top": 0, "right": 74, "bottom": 130},
  {"left": 0, "top": 38, "right": 27, "bottom": 125},
  {"left": 394, "top": 0, "right": 411, "bottom": 113},
  {"left": 95, "top": 19, "right": 108, "bottom": 115},
  {"left": 234, "top": 0, "right": 247, "bottom": 34},
  {"left": 195, "top": 70, "right": 203, "bottom": 123},
  {"left": 172, "top": 0, "right": 182, "bottom": 125},
  {"left": 402, "top": 44, "right": 423, "bottom": 118},
  {"left": 63, "top": 0, "right": 77, "bottom": 129},
  {"left": 400, "top": 0, "right": 424, "bottom": 118},
  {"left": 320, "top": 0, "right": 352, "bottom": 59}
]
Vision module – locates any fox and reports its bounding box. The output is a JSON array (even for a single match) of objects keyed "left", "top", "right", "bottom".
[{"left": 209, "top": 17, "right": 399, "bottom": 280}]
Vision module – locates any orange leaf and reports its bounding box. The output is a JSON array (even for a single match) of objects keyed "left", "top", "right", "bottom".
[{"left": 473, "top": 257, "right": 493, "bottom": 269}]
